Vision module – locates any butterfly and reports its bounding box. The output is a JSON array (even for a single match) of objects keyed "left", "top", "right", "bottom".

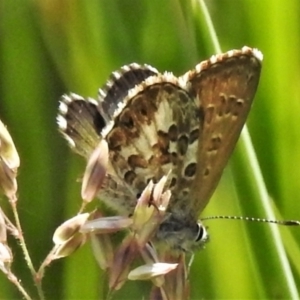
[{"left": 57, "top": 46, "right": 262, "bottom": 251}]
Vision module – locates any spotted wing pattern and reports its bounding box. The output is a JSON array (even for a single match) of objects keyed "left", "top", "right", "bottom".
[{"left": 101, "top": 73, "right": 200, "bottom": 216}]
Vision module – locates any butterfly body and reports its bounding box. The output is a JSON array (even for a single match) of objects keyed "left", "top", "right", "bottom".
[{"left": 58, "top": 47, "right": 262, "bottom": 251}]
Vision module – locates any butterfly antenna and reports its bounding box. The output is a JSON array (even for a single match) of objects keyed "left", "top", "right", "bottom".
[{"left": 201, "top": 215, "right": 300, "bottom": 226}]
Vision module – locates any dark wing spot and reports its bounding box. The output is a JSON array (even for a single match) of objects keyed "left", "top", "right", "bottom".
[
  {"left": 147, "top": 86, "right": 160, "bottom": 100},
  {"left": 178, "top": 135, "right": 189, "bottom": 156},
  {"left": 198, "top": 106, "right": 205, "bottom": 125},
  {"left": 178, "top": 90, "right": 190, "bottom": 104},
  {"left": 170, "top": 176, "right": 177, "bottom": 188},
  {"left": 163, "top": 83, "right": 176, "bottom": 94},
  {"left": 232, "top": 98, "right": 244, "bottom": 116},
  {"left": 205, "top": 106, "right": 214, "bottom": 124},
  {"left": 189, "top": 128, "right": 199, "bottom": 144},
  {"left": 107, "top": 128, "right": 126, "bottom": 150},
  {"left": 128, "top": 154, "right": 148, "bottom": 169},
  {"left": 148, "top": 153, "right": 171, "bottom": 166},
  {"left": 119, "top": 109, "right": 135, "bottom": 129},
  {"left": 218, "top": 94, "right": 227, "bottom": 117},
  {"left": 124, "top": 170, "right": 137, "bottom": 185},
  {"left": 132, "top": 94, "right": 157, "bottom": 121},
  {"left": 184, "top": 163, "right": 197, "bottom": 177},
  {"left": 157, "top": 130, "right": 169, "bottom": 150},
  {"left": 208, "top": 135, "right": 222, "bottom": 152},
  {"left": 228, "top": 95, "right": 236, "bottom": 114},
  {"left": 168, "top": 124, "right": 178, "bottom": 142},
  {"left": 204, "top": 167, "right": 210, "bottom": 177},
  {"left": 132, "top": 95, "right": 147, "bottom": 116},
  {"left": 171, "top": 152, "right": 178, "bottom": 165}
]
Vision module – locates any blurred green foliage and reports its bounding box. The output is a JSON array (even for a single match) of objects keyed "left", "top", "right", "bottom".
[{"left": 0, "top": 0, "right": 300, "bottom": 299}]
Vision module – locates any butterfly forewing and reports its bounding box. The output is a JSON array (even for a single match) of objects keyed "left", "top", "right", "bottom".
[{"left": 182, "top": 47, "right": 262, "bottom": 215}]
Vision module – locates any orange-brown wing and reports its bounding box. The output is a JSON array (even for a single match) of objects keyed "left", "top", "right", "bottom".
[{"left": 181, "top": 46, "right": 263, "bottom": 216}]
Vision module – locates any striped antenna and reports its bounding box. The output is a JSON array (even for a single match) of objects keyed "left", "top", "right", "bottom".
[{"left": 201, "top": 215, "right": 300, "bottom": 226}]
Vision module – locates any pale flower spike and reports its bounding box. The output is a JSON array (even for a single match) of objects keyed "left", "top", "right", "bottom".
[
  {"left": 132, "top": 180, "right": 155, "bottom": 231},
  {"left": 0, "top": 120, "right": 20, "bottom": 198},
  {"left": 128, "top": 263, "right": 178, "bottom": 281},
  {"left": 90, "top": 231, "right": 114, "bottom": 271},
  {"left": 132, "top": 175, "right": 171, "bottom": 248},
  {"left": 0, "top": 209, "right": 7, "bottom": 243},
  {"left": 81, "top": 139, "right": 109, "bottom": 203},
  {"left": 81, "top": 215, "right": 133, "bottom": 234},
  {"left": 53, "top": 234, "right": 86, "bottom": 259},
  {"left": 0, "top": 120, "right": 20, "bottom": 170}
]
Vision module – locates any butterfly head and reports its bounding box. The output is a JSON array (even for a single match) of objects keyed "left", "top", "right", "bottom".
[{"left": 157, "top": 215, "right": 209, "bottom": 252}]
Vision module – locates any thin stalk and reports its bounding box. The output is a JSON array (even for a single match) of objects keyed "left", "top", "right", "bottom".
[{"left": 10, "top": 197, "right": 46, "bottom": 300}]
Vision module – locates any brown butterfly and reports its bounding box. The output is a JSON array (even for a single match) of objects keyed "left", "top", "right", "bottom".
[{"left": 57, "top": 46, "right": 262, "bottom": 251}]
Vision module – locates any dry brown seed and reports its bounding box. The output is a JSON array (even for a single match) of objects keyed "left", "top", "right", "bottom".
[{"left": 109, "top": 236, "right": 138, "bottom": 291}]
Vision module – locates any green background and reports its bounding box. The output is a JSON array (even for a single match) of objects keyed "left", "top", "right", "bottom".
[{"left": 1, "top": 0, "right": 300, "bottom": 299}]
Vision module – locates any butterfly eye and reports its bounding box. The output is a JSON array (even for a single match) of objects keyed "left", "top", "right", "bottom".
[{"left": 195, "top": 223, "right": 208, "bottom": 243}]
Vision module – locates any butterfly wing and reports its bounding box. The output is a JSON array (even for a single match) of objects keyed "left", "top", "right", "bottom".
[
  {"left": 98, "top": 63, "right": 158, "bottom": 123},
  {"left": 102, "top": 73, "right": 200, "bottom": 213},
  {"left": 181, "top": 47, "right": 263, "bottom": 217},
  {"left": 57, "top": 64, "right": 160, "bottom": 214},
  {"left": 57, "top": 94, "right": 104, "bottom": 157},
  {"left": 58, "top": 64, "right": 158, "bottom": 156}
]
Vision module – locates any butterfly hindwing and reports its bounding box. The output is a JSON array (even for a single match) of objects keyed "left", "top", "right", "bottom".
[
  {"left": 57, "top": 94, "right": 104, "bottom": 157},
  {"left": 98, "top": 63, "right": 158, "bottom": 123},
  {"left": 102, "top": 73, "right": 200, "bottom": 213},
  {"left": 181, "top": 47, "right": 262, "bottom": 215}
]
